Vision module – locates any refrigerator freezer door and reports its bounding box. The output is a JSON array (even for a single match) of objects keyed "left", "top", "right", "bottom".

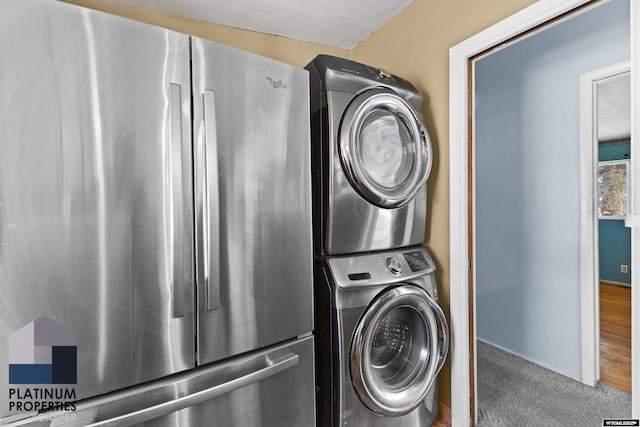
[
  {"left": 0, "top": 0, "right": 194, "bottom": 415},
  {"left": 4, "top": 337, "right": 315, "bottom": 427},
  {"left": 192, "top": 39, "right": 313, "bottom": 365}
]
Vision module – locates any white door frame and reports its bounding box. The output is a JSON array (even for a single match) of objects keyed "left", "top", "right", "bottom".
[
  {"left": 449, "top": 0, "right": 638, "bottom": 425},
  {"left": 629, "top": 0, "right": 640, "bottom": 420},
  {"left": 579, "top": 61, "right": 630, "bottom": 387}
]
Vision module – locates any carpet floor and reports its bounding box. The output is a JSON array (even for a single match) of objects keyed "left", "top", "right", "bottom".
[{"left": 477, "top": 340, "right": 631, "bottom": 426}]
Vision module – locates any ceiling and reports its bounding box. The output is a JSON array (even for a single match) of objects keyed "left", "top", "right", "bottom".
[
  {"left": 597, "top": 73, "right": 631, "bottom": 142},
  {"left": 101, "top": 0, "right": 414, "bottom": 49}
]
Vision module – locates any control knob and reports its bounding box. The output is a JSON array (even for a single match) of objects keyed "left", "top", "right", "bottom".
[{"left": 386, "top": 257, "right": 402, "bottom": 275}]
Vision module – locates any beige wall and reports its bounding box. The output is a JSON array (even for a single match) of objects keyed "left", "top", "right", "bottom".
[{"left": 64, "top": 0, "right": 538, "bottom": 408}]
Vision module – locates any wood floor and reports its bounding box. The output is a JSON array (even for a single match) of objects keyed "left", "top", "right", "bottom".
[{"left": 600, "top": 281, "right": 631, "bottom": 393}]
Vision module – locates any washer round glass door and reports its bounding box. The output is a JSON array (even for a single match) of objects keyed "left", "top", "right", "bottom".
[
  {"left": 350, "top": 285, "right": 441, "bottom": 416},
  {"left": 339, "top": 88, "right": 432, "bottom": 208}
]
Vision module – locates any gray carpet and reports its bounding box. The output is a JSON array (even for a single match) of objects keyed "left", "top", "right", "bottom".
[{"left": 477, "top": 340, "right": 631, "bottom": 426}]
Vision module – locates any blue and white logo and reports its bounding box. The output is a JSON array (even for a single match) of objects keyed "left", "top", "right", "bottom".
[{"left": 9, "top": 316, "right": 77, "bottom": 385}]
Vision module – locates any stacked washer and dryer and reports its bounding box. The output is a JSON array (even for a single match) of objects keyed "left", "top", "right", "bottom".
[{"left": 305, "top": 55, "right": 449, "bottom": 427}]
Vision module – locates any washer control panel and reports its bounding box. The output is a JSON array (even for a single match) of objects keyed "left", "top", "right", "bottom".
[
  {"left": 386, "top": 257, "right": 403, "bottom": 275},
  {"left": 327, "top": 246, "right": 436, "bottom": 289}
]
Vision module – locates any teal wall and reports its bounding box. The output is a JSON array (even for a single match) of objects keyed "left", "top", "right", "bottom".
[
  {"left": 599, "top": 220, "right": 631, "bottom": 283},
  {"left": 598, "top": 140, "right": 631, "bottom": 284},
  {"left": 599, "top": 140, "right": 630, "bottom": 161}
]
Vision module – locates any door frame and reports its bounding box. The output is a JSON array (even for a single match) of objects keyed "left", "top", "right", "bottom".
[
  {"left": 448, "top": 0, "right": 638, "bottom": 425},
  {"left": 630, "top": 0, "right": 640, "bottom": 420},
  {"left": 579, "top": 61, "right": 631, "bottom": 387}
]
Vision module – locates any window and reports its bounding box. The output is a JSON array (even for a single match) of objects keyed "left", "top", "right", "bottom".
[{"left": 598, "top": 160, "right": 630, "bottom": 219}]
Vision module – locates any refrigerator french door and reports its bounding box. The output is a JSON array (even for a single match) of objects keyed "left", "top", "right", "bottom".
[
  {"left": 0, "top": 1, "right": 314, "bottom": 426},
  {"left": 192, "top": 39, "right": 313, "bottom": 366}
]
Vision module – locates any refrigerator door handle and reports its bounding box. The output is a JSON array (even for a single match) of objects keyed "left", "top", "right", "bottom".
[
  {"left": 202, "top": 89, "right": 220, "bottom": 311},
  {"left": 85, "top": 352, "right": 299, "bottom": 427},
  {"left": 169, "top": 83, "right": 186, "bottom": 318}
]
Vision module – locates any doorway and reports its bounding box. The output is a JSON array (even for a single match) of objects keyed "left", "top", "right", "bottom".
[
  {"left": 472, "top": 0, "right": 629, "bottom": 421},
  {"left": 448, "top": 0, "right": 638, "bottom": 425},
  {"left": 579, "top": 64, "right": 632, "bottom": 391}
]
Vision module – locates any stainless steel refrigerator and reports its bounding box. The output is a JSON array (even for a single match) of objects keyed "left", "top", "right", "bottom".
[{"left": 0, "top": 1, "right": 314, "bottom": 425}]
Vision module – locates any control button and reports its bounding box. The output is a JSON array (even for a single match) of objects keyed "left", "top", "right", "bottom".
[
  {"left": 348, "top": 272, "right": 371, "bottom": 281},
  {"left": 386, "top": 257, "right": 402, "bottom": 275},
  {"left": 377, "top": 68, "right": 392, "bottom": 79}
]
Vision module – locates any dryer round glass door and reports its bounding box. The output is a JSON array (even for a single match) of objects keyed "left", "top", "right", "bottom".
[
  {"left": 350, "top": 285, "right": 447, "bottom": 416},
  {"left": 339, "top": 88, "right": 432, "bottom": 208}
]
